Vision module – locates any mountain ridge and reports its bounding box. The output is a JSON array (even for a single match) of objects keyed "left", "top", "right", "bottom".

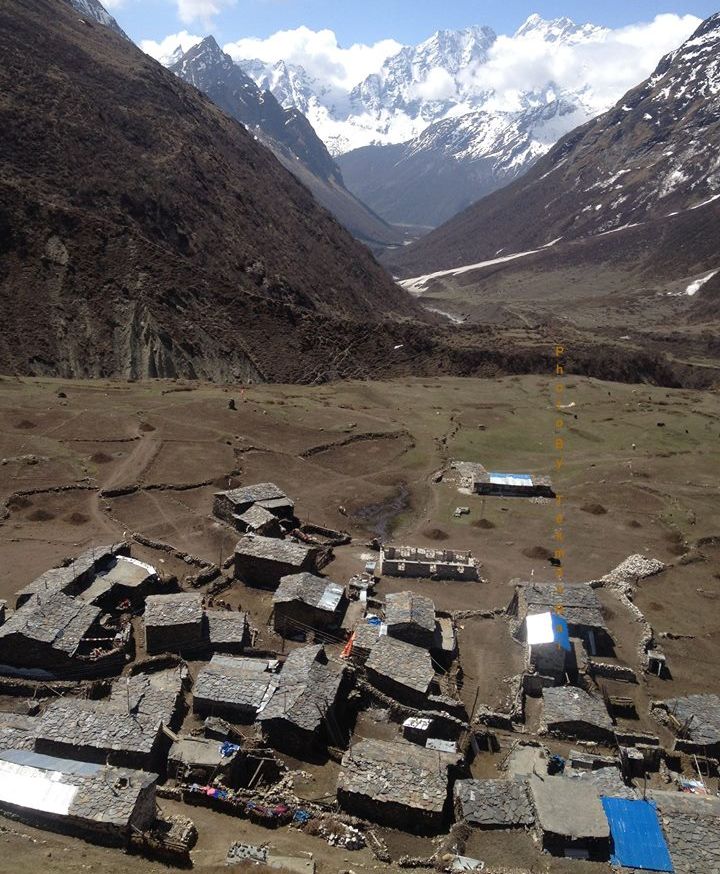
[
  {"left": 168, "top": 37, "right": 404, "bottom": 250},
  {"left": 386, "top": 11, "right": 720, "bottom": 277},
  {"left": 0, "top": 0, "right": 421, "bottom": 381}
]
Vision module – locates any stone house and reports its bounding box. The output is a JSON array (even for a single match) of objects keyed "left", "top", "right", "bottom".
[
  {"left": 34, "top": 667, "right": 185, "bottom": 770},
  {"left": 168, "top": 736, "right": 241, "bottom": 785},
  {"left": 214, "top": 483, "right": 295, "bottom": 531},
  {"left": 0, "top": 749, "right": 157, "bottom": 846},
  {"left": 541, "top": 686, "right": 615, "bottom": 744},
  {"left": 13, "top": 542, "right": 129, "bottom": 608},
  {"left": 193, "top": 655, "right": 279, "bottom": 723},
  {"left": 234, "top": 535, "right": 322, "bottom": 588},
  {"left": 651, "top": 693, "right": 720, "bottom": 759},
  {"left": 473, "top": 468, "right": 554, "bottom": 498},
  {"left": 337, "top": 738, "right": 458, "bottom": 831},
  {"left": 365, "top": 635, "right": 437, "bottom": 708},
  {"left": 272, "top": 573, "right": 346, "bottom": 638},
  {"left": 510, "top": 582, "right": 613, "bottom": 656},
  {"left": 380, "top": 546, "right": 479, "bottom": 582},
  {"left": 385, "top": 591, "right": 436, "bottom": 649},
  {"left": 260, "top": 644, "right": 348, "bottom": 756},
  {"left": 144, "top": 593, "right": 205, "bottom": 654},
  {"left": 529, "top": 773, "right": 611, "bottom": 859},
  {"left": 0, "top": 591, "right": 104, "bottom": 671},
  {"left": 206, "top": 611, "right": 251, "bottom": 654},
  {"left": 144, "top": 593, "right": 250, "bottom": 655}
]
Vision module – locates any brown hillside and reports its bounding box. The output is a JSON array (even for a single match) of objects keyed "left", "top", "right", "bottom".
[{"left": 0, "top": 0, "right": 421, "bottom": 380}]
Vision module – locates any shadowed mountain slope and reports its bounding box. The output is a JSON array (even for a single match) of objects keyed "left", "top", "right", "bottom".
[{"left": 0, "top": 0, "right": 421, "bottom": 380}]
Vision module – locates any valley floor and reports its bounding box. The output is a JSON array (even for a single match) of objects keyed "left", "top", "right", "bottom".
[{"left": 0, "top": 374, "right": 718, "bottom": 872}]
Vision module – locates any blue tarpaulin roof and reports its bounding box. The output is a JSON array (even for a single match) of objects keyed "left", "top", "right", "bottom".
[
  {"left": 552, "top": 613, "right": 571, "bottom": 651},
  {"left": 602, "top": 797, "right": 673, "bottom": 872}
]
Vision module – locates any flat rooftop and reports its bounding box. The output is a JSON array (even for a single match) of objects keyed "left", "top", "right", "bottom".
[{"left": 530, "top": 774, "right": 610, "bottom": 839}]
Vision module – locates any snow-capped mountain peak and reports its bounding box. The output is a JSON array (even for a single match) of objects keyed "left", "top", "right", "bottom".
[{"left": 513, "top": 13, "right": 604, "bottom": 43}]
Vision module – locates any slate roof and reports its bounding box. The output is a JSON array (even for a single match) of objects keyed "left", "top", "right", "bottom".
[
  {"left": 194, "top": 655, "right": 277, "bottom": 713},
  {"left": 108, "top": 667, "right": 185, "bottom": 724},
  {"left": 519, "top": 583, "right": 607, "bottom": 630},
  {"left": 352, "top": 621, "right": 380, "bottom": 653},
  {"left": 36, "top": 667, "right": 184, "bottom": 756},
  {"left": 144, "top": 593, "right": 203, "bottom": 628},
  {"left": 338, "top": 738, "right": 455, "bottom": 813},
  {"left": 0, "top": 591, "right": 100, "bottom": 656},
  {"left": 237, "top": 505, "right": 277, "bottom": 529},
  {"left": 274, "top": 573, "right": 344, "bottom": 612},
  {"left": 37, "top": 699, "right": 161, "bottom": 755},
  {"left": 221, "top": 483, "right": 289, "bottom": 506},
  {"left": 653, "top": 694, "right": 720, "bottom": 746},
  {"left": 530, "top": 774, "right": 610, "bottom": 839},
  {"left": 0, "top": 749, "right": 156, "bottom": 827},
  {"left": 260, "top": 645, "right": 344, "bottom": 732},
  {"left": 385, "top": 591, "right": 436, "bottom": 635},
  {"left": 206, "top": 611, "right": 249, "bottom": 646},
  {"left": 366, "top": 635, "right": 435, "bottom": 695},
  {"left": 542, "top": 686, "right": 614, "bottom": 734},
  {"left": 13, "top": 543, "right": 127, "bottom": 604},
  {"left": 0, "top": 713, "right": 37, "bottom": 751},
  {"left": 454, "top": 778, "right": 534, "bottom": 827},
  {"left": 235, "top": 535, "right": 315, "bottom": 565},
  {"left": 649, "top": 792, "right": 720, "bottom": 874},
  {"left": 566, "top": 765, "right": 637, "bottom": 799}
]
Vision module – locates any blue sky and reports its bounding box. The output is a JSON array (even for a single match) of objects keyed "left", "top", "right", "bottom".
[{"left": 111, "top": 1, "right": 718, "bottom": 46}]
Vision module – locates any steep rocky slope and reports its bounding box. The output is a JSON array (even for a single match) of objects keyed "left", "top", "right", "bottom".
[
  {"left": 170, "top": 38, "right": 402, "bottom": 250},
  {"left": 66, "top": 0, "right": 127, "bottom": 38},
  {"left": 0, "top": 0, "right": 421, "bottom": 381},
  {"left": 386, "top": 13, "right": 720, "bottom": 278}
]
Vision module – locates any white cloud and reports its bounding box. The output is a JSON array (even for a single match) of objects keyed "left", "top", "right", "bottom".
[
  {"left": 101, "top": 0, "right": 126, "bottom": 8},
  {"left": 141, "top": 30, "right": 203, "bottom": 64},
  {"left": 223, "top": 26, "right": 402, "bottom": 91},
  {"left": 461, "top": 14, "right": 702, "bottom": 114},
  {"left": 410, "top": 67, "right": 457, "bottom": 102},
  {"left": 175, "top": 0, "right": 235, "bottom": 27}
]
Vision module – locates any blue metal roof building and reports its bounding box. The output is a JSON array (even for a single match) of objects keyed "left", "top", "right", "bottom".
[{"left": 601, "top": 797, "right": 673, "bottom": 872}]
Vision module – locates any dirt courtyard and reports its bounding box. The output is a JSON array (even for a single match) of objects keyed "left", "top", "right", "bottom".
[{"left": 0, "top": 373, "right": 718, "bottom": 873}]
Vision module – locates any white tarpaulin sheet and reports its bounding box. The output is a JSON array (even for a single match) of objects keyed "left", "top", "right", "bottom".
[
  {"left": 317, "top": 583, "right": 344, "bottom": 611},
  {"left": 489, "top": 473, "right": 533, "bottom": 487},
  {"left": 0, "top": 759, "right": 78, "bottom": 816},
  {"left": 526, "top": 611, "right": 555, "bottom": 645}
]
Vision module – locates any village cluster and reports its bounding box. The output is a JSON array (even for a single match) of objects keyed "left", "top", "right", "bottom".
[{"left": 0, "top": 468, "right": 718, "bottom": 873}]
